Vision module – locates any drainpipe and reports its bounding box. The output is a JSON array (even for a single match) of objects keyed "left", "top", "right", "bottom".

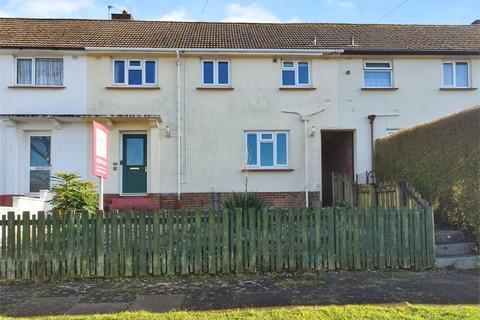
[
  {"left": 368, "top": 114, "right": 376, "bottom": 173},
  {"left": 282, "top": 109, "right": 325, "bottom": 208},
  {"left": 303, "top": 118, "right": 310, "bottom": 207},
  {"left": 176, "top": 50, "right": 181, "bottom": 201}
]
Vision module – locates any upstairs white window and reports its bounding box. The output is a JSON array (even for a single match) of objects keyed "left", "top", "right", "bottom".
[
  {"left": 113, "top": 59, "right": 157, "bottom": 86},
  {"left": 364, "top": 61, "right": 392, "bottom": 88},
  {"left": 281, "top": 61, "right": 310, "bottom": 86},
  {"left": 16, "top": 58, "right": 63, "bottom": 86},
  {"left": 245, "top": 131, "right": 288, "bottom": 168},
  {"left": 202, "top": 60, "right": 230, "bottom": 86},
  {"left": 443, "top": 62, "right": 469, "bottom": 88}
]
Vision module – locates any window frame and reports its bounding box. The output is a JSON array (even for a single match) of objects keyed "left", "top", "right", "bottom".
[
  {"left": 245, "top": 131, "right": 289, "bottom": 169},
  {"left": 442, "top": 61, "right": 470, "bottom": 88},
  {"left": 112, "top": 59, "right": 158, "bottom": 86},
  {"left": 201, "top": 60, "right": 231, "bottom": 86},
  {"left": 26, "top": 132, "right": 52, "bottom": 195},
  {"left": 15, "top": 57, "right": 64, "bottom": 87},
  {"left": 281, "top": 60, "right": 311, "bottom": 87},
  {"left": 363, "top": 60, "right": 393, "bottom": 88}
]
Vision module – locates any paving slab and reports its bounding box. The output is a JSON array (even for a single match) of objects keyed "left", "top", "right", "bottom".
[
  {"left": 234, "top": 291, "right": 293, "bottom": 308},
  {"left": 67, "top": 303, "right": 130, "bottom": 315},
  {"left": 2, "top": 297, "right": 79, "bottom": 317},
  {"left": 128, "top": 294, "right": 185, "bottom": 312}
]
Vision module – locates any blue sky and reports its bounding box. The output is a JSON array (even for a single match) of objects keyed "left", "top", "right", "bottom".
[{"left": 0, "top": 0, "right": 478, "bottom": 24}]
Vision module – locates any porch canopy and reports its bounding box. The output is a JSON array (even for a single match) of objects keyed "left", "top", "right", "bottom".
[{"left": 0, "top": 114, "right": 163, "bottom": 128}]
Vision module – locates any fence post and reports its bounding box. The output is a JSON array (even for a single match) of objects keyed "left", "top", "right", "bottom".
[
  {"left": 425, "top": 206, "right": 435, "bottom": 267},
  {"left": 235, "top": 208, "right": 243, "bottom": 273},
  {"left": 247, "top": 208, "right": 255, "bottom": 272},
  {"left": 222, "top": 209, "right": 230, "bottom": 273},
  {"left": 6, "top": 212, "right": 15, "bottom": 280},
  {"left": 180, "top": 210, "right": 188, "bottom": 275},
  {"left": 377, "top": 207, "right": 385, "bottom": 269},
  {"left": 21, "top": 212, "right": 30, "bottom": 279},
  {"left": 66, "top": 211, "right": 75, "bottom": 277},
  {"left": 51, "top": 211, "right": 61, "bottom": 279},
  {"left": 326, "top": 207, "right": 335, "bottom": 271},
  {"left": 95, "top": 210, "right": 104, "bottom": 277}
]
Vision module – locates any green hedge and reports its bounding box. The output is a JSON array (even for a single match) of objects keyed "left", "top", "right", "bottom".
[{"left": 375, "top": 106, "right": 480, "bottom": 238}]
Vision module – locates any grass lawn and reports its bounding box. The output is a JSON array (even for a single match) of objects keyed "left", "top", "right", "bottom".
[{"left": 1, "top": 305, "right": 478, "bottom": 320}]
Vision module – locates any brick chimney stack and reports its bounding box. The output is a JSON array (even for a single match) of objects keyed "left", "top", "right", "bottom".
[{"left": 111, "top": 10, "right": 133, "bottom": 20}]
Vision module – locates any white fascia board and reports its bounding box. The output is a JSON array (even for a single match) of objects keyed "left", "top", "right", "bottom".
[
  {"left": 1, "top": 48, "right": 86, "bottom": 56},
  {"left": 85, "top": 47, "right": 344, "bottom": 56}
]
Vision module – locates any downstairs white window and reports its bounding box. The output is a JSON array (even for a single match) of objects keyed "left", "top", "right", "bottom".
[{"left": 245, "top": 131, "right": 288, "bottom": 168}]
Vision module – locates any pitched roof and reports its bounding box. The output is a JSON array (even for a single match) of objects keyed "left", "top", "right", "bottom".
[{"left": 0, "top": 18, "right": 479, "bottom": 55}]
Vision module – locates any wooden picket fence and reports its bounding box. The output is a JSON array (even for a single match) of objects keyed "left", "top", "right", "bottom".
[
  {"left": 332, "top": 172, "right": 429, "bottom": 209},
  {"left": 0, "top": 207, "right": 435, "bottom": 280}
]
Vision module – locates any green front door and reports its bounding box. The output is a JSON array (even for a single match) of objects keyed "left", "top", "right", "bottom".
[{"left": 122, "top": 134, "right": 147, "bottom": 194}]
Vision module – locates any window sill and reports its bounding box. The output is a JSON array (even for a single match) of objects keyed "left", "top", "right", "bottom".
[
  {"left": 361, "top": 87, "right": 399, "bottom": 91},
  {"left": 196, "top": 86, "right": 234, "bottom": 90},
  {"left": 8, "top": 85, "right": 65, "bottom": 89},
  {"left": 105, "top": 86, "right": 160, "bottom": 90},
  {"left": 439, "top": 87, "right": 477, "bottom": 91},
  {"left": 241, "top": 168, "right": 294, "bottom": 172},
  {"left": 279, "top": 86, "right": 316, "bottom": 91}
]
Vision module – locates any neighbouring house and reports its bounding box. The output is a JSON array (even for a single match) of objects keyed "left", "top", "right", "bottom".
[{"left": 0, "top": 15, "right": 479, "bottom": 211}]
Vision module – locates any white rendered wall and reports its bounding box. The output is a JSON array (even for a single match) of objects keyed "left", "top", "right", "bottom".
[{"left": 0, "top": 51, "right": 87, "bottom": 114}]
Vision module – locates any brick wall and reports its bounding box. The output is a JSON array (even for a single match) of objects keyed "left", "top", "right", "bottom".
[
  {"left": 0, "top": 195, "right": 17, "bottom": 207},
  {"left": 104, "top": 191, "right": 321, "bottom": 211}
]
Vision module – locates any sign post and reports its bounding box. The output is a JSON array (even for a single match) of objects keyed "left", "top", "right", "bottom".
[{"left": 92, "top": 121, "right": 109, "bottom": 211}]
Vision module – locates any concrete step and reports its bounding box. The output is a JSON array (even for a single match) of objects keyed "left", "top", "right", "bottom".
[
  {"left": 436, "top": 242, "right": 476, "bottom": 256},
  {"left": 435, "top": 230, "right": 465, "bottom": 244},
  {"left": 435, "top": 255, "right": 480, "bottom": 269}
]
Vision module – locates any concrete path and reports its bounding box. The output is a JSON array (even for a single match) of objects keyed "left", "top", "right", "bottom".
[{"left": 0, "top": 270, "right": 478, "bottom": 317}]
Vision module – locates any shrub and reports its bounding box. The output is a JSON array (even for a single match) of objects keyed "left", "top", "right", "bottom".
[
  {"left": 223, "top": 192, "right": 270, "bottom": 211},
  {"left": 50, "top": 172, "right": 98, "bottom": 215},
  {"left": 375, "top": 106, "right": 480, "bottom": 238}
]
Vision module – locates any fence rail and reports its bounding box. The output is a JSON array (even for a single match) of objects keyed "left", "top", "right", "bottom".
[
  {"left": 0, "top": 207, "right": 435, "bottom": 280},
  {"left": 332, "top": 172, "right": 429, "bottom": 209}
]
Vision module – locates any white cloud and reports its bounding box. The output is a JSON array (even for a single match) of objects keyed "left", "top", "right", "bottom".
[
  {"left": 0, "top": 9, "right": 12, "bottom": 17},
  {"left": 26, "top": 0, "right": 94, "bottom": 17},
  {"left": 287, "top": 16, "right": 301, "bottom": 23},
  {"left": 0, "top": 0, "right": 98, "bottom": 18},
  {"left": 324, "top": 0, "right": 355, "bottom": 10},
  {"left": 223, "top": 3, "right": 281, "bottom": 23},
  {"left": 158, "top": 9, "right": 190, "bottom": 21},
  {"left": 0, "top": 0, "right": 135, "bottom": 18}
]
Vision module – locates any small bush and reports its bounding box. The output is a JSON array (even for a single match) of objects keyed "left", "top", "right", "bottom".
[
  {"left": 375, "top": 106, "right": 480, "bottom": 238},
  {"left": 223, "top": 192, "right": 270, "bottom": 211},
  {"left": 50, "top": 172, "right": 98, "bottom": 215}
]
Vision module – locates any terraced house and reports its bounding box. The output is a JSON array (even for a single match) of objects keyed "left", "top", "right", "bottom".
[{"left": 0, "top": 14, "right": 479, "bottom": 211}]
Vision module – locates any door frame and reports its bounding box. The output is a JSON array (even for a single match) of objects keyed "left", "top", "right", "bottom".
[{"left": 119, "top": 131, "right": 148, "bottom": 196}]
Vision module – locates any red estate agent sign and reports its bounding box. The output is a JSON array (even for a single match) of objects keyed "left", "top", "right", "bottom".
[
  {"left": 92, "top": 121, "right": 109, "bottom": 178},
  {"left": 92, "top": 121, "right": 108, "bottom": 211}
]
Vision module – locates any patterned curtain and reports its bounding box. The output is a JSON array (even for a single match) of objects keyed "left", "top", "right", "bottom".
[
  {"left": 35, "top": 58, "right": 63, "bottom": 86},
  {"left": 16, "top": 59, "right": 32, "bottom": 84}
]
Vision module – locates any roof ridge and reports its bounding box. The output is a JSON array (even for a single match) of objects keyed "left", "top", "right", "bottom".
[{"left": 0, "top": 17, "right": 476, "bottom": 27}]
